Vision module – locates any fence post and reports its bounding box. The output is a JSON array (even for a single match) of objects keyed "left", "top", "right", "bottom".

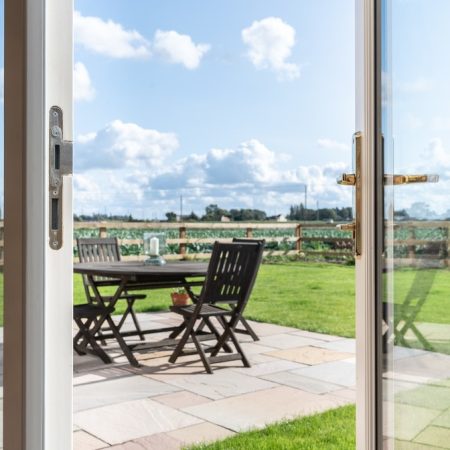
[
  {"left": 295, "top": 224, "right": 302, "bottom": 252},
  {"left": 246, "top": 227, "right": 253, "bottom": 238},
  {"left": 99, "top": 226, "right": 107, "bottom": 238},
  {"left": 179, "top": 226, "right": 187, "bottom": 256}
]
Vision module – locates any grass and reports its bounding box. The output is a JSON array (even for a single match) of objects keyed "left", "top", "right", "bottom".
[
  {"left": 72, "top": 262, "right": 357, "bottom": 337},
  {"left": 186, "top": 405, "right": 356, "bottom": 450},
  {"left": 1, "top": 262, "right": 449, "bottom": 338}
]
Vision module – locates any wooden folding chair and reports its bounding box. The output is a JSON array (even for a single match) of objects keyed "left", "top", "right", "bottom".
[
  {"left": 73, "top": 303, "right": 139, "bottom": 366},
  {"left": 77, "top": 238, "right": 146, "bottom": 340},
  {"left": 169, "top": 241, "right": 264, "bottom": 373}
]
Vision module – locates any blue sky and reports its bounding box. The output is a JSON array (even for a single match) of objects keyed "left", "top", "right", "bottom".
[
  {"left": 73, "top": 0, "right": 355, "bottom": 218},
  {"left": 2, "top": 0, "right": 449, "bottom": 219}
]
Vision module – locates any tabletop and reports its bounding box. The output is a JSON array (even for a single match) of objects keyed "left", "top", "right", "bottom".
[{"left": 73, "top": 260, "right": 208, "bottom": 279}]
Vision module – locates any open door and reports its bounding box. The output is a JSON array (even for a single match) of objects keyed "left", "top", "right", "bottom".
[{"left": 4, "top": 0, "right": 73, "bottom": 448}]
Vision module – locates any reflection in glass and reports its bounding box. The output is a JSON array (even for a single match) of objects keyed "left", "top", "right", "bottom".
[{"left": 380, "top": 1, "right": 450, "bottom": 448}]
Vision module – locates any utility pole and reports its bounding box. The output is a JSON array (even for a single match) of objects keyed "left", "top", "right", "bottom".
[
  {"left": 317, "top": 200, "right": 319, "bottom": 221},
  {"left": 304, "top": 185, "right": 308, "bottom": 210}
]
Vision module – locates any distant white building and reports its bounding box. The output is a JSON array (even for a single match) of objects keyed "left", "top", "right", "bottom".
[
  {"left": 220, "top": 215, "right": 231, "bottom": 222},
  {"left": 275, "top": 214, "right": 287, "bottom": 222}
]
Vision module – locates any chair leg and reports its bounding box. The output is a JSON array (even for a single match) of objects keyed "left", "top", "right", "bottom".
[
  {"left": 190, "top": 331, "right": 213, "bottom": 374},
  {"left": 227, "top": 328, "right": 251, "bottom": 368},
  {"left": 74, "top": 317, "right": 112, "bottom": 364},
  {"left": 105, "top": 315, "right": 140, "bottom": 368},
  {"left": 203, "top": 317, "right": 233, "bottom": 353},
  {"left": 237, "top": 316, "right": 259, "bottom": 341},
  {"left": 169, "top": 322, "right": 186, "bottom": 339},
  {"left": 169, "top": 317, "right": 196, "bottom": 364},
  {"left": 117, "top": 299, "right": 145, "bottom": 341}
]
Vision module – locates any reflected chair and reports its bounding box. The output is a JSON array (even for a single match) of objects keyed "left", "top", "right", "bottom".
[
  {"left": 169, "top": 241, "right": 264, "bottom": 373},
  {"left": 77, "top": 237, "right": 147, "bottom": 340},
  {"left": 384, "top": 268, "right": 436, "bottom": 351}
]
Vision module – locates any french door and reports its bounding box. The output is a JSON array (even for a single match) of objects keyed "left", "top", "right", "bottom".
[
  {"left": 4, "top": 0, "right": 73, "bottom": 448},
  {"left": 355, "top": 0, "right": 450, "bottom": 449}
]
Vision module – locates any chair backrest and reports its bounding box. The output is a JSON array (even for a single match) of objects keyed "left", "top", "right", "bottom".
[
  {"left": 232, "top": 238, "right": 265, "bottom": 298},
  {"left": 77, "top": 237, "right": 121, "bottom": 300},
  {"left": 199, "top": 241, "right": 263, "bottom": 313},
  {"left": 77, "top": 237, "right": 121, "bottom": 263}
]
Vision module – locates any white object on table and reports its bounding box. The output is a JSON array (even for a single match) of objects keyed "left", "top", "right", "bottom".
[{"left": 149, "top": 236, "right": 159, "bottom": 255}]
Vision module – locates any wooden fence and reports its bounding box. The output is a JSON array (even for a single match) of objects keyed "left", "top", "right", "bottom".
[
  {"left": 0, "top": 220, "right": 449, "bottom": 266},
  {"left": 71, "top": 220, "right": 354, "bottom": 262}
]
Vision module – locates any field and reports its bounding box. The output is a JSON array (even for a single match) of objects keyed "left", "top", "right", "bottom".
[{"left": 74, "top": 226, "right": 354, "bottom": 257}]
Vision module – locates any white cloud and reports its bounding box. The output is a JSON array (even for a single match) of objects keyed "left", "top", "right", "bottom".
[
  {"left": 75, "top": 120, "right": 179, "bottom": 172},
  {"left": 153, "top": 30, "right": 210, "bottom": 69},
  {"left": 74, "top": 11, "right": 150, "bottom": 59},
  {"left": 317, "top": 138, "right": 350, "bottom": 151},
  {"left": 73, "top": 62, "right": 95, "bottom": 102},
  {"left": 74, "top": 129, "right": 351, "bottom": 217},
  {"left": 242, "top": 17, "right": 300, "bottom": 81}
]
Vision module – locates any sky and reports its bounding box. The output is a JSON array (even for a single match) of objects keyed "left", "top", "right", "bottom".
[
  {"left": 72, "top": 0, "right": 355, "bottom": 219},
  {"left": 1, "top": 1, "right": 450, "bottom": 219}
]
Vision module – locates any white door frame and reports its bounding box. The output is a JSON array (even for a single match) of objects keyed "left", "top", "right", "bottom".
[
  {"left": 355, "top": 0, "right": 381, "bottom": 449},
  {"left": 4, "top": 0, "right": 73, "bottom": 448}
]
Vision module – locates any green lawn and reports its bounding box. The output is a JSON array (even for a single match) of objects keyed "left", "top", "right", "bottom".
[
  {"left": 1, "top": 262, "right": 450, "bottom": 338},
  {"left": 187, "top": 405, "right": 356, "bottom": 450},
  {"left": 72, "top": 262, "right": 356, "bottom": 337}
]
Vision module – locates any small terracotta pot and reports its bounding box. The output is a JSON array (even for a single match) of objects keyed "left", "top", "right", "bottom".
[{"left": 171, "top": 292, "right": 190, "bottom": 306}]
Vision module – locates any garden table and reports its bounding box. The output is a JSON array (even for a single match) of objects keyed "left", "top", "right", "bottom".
[{"left": 73, "top": 261, "right": 208, "bottom": 366}]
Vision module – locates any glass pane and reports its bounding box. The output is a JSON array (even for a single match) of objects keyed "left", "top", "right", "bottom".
[{"left": 380, "top": 1, "right": 450, "bottom": 447}]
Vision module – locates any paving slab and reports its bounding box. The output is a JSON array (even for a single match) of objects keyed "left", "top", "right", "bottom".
[
  {"left": 291, "top": 360, "right": 356, "bottom": 387},
  {"left": 258, "top": 333, "right": 325, "bottom": 349},
  {"left": 414, "top": 426, "right": 450, "bottom": 448},
  {"left": 182, "top": 386, "right": 350, "bottom": 432},
  {"left": 154, "top": 370, "right": 277, "bottom": 400},
  {"left": 74, "top": 398, "right": 203, "bottom": 445},
  {"left": 433, "top": 409, "right": 450, "bottom": 428},
  {"left": 266, "top": 346, "right": 352, "bottom": 366},
  {"left": 314, "top": 338, "right": 356, "bottom": 354},
  {"left": 73, "top": 430, "right": 107, "bottom": 450},
  {"left": 289, "top": 330, "right": 343, "bottom": 342},
  {"left": 244, "top": 321, "right": 299, "bottom": 336},
  {"left": 383, "top": 401, "right": 441, "bottom": 442},
  {"left": 231, "top": 359, "right": 306, "bottom": 377},
  {"left": 122, "top": 433, "right": 182, "bottom": 450},
  {"left": 167, "top": 422, "right": 235, "bottom": 447},
  {"left": 74, "top": 368, "right": 131, "bottom": 386},
  {"left": 329, "top": 388, "right": 356, "bottom": 402},
  {"left": 261, "top": 371, "right": 342, "bottom": 395},
  {"left": 153, "top": 391, "right": 212, "bottom": 410},
  {"left": 74, "top": 374, "right": 180, "bottom": 412},
  {"left": 395, "top": 383, "right": 450, "bottom": 411}
]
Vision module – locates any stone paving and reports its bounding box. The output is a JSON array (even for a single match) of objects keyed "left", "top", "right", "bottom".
[
  {"left": 72, "top": 314, "right": 450, "bottom": 449},
  {"left": 73, "top": 312, "right": 356, "bottom": 449}
]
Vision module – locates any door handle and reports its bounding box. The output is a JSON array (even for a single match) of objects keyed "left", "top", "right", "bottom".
[
  {"left": 384, "top": 174, "right": 439, "bottom": 185},
  {"left": 336, "top": 132, "right": 362, "bottom": 258}
]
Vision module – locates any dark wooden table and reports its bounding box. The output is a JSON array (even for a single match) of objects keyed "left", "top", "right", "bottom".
[{"left": 74, "top": 261, "right": 208, "bottom": 366}]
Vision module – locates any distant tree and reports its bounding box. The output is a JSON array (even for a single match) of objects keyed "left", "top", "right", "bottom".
[
  {"left": 185, "top": 211, "right": 199, "bottom": 221},
  {"left": 230, "top": 208, "right": 267, "bottom": 221},
  {"left": 202, "top": 204, "right": 230, "bottom": 221},
  {"left": 165, "top": 211, "right": 177, "bottom": 222}
]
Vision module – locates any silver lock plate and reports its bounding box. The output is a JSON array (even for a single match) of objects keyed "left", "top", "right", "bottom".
[{"left": 49, "top": 106, "right": 72, "bottom": 250}]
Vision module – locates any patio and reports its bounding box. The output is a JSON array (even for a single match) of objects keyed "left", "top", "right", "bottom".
[{"left": 73, "top": 312, "right": 356, "bottom": 449}]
